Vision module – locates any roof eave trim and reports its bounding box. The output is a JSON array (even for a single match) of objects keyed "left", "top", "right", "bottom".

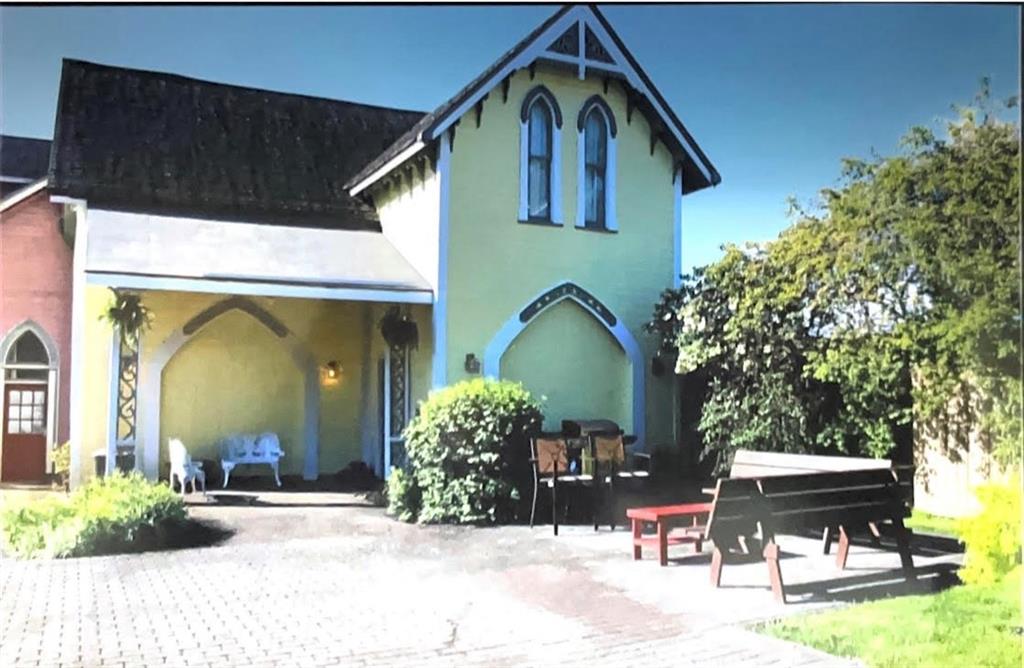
[
  {"left": 420, "top": 9, "right": 581, "bottom": 145},
  {"left": 85, "top": 271, "right": 435, "bottom": 305},
  {"left": 417, "top": 5, "right": 717, "bottom": 185},
  {"left": 347, "top": 139, "right": 427, "bottom": 196},
  {"left": 0, "top": 178, "right": 48, "bottom": 214}
]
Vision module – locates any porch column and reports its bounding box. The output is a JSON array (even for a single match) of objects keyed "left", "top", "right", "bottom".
[
  {"left": 105, "top": 330, "right": 121, "bottom": 475},
  {"left": 67, "top": 203, "right": 88, "bottom": 488}
]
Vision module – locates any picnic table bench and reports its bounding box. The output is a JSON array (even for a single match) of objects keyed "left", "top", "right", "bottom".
[
  {"left": 626, "top": 503, "right": 712, "bottom": 566},
  {"left": 705, "top": 468, "right": 914, "bottom": 603},
  {"left": 704, "top": 450, "right": 911, "bottom": 554}
]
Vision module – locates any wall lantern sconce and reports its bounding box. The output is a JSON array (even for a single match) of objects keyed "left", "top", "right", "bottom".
[
  {"left": 464, "top": 353, "right": 481, "bottom": 374},
  {"left": 322, "top": 361, "right": 343, "bottom": 386}
]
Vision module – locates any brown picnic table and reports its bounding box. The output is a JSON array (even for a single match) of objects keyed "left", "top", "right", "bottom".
[{"left": 626, "top": 502, "right": 712, "bottom": 566}]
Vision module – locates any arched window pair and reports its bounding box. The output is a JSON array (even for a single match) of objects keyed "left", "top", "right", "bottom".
[{"left": 519, "top": 88, "right": 616, "bottom": 231}]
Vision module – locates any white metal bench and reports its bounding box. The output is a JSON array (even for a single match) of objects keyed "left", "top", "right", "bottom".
[{"left": 219, "top": 433, "right": 284, "bottom": 488}]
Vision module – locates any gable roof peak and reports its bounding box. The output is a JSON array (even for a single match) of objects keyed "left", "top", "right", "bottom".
[{"left": 346, "top": 3, "right": 720, "bottom": 196}]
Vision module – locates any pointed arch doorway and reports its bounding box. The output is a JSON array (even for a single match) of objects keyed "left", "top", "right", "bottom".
[{"left": 1, "top": 322, "right": 60, "bottom": 481}]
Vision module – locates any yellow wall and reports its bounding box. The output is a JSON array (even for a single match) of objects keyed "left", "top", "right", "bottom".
[
  {"left": 160, "top": 309, "right": 305, "bottom": 474},
  {"left": 444, "top": 63, "right": 678, "bottom": 443},
  {"left": 78, "top": 288, "right": 435, "bottom": 482},
  {"left": 375, "top": 165, "right": 441, "bottom": 293},
  {"left": 79, "top": 285, "right": 115, "bottom": 482},
  {"left": 500, "top": 300, "right": 630, "bottom": 432}
]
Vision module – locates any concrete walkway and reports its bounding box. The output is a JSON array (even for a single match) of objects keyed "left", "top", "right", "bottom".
[{"left": 0, "top": 491, "right": 960, "bottom": 667}]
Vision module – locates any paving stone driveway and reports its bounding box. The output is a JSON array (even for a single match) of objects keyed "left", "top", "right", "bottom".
[{"left": 3, "top": 491, "right": 958, "bottom": 667}]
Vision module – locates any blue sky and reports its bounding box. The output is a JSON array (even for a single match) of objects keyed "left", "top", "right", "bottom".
[{"left": 0, "top": 4, "right": 1018, "bottom": 271}]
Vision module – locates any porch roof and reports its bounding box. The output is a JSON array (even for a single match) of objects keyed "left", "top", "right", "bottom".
[{"left": 84, "top": 209, "right": 434, "bottom": 303}]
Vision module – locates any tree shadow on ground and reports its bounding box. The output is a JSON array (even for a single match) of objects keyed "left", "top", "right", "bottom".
[
  {"left": 82, "top": 518, "right": 236, "bottom": 557},
  {"left": 192, "top": 492, "right": 378, "bottom": 509},
  {"left": 783, "top": 562, "right": 962, "bottom": 604}
]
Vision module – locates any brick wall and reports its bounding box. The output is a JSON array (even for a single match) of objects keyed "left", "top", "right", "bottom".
[{"left": 0, "top": 190, "right": 73, "bottom": 443}]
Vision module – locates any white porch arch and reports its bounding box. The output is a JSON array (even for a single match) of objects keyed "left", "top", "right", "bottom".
[
  {"left": 482, "top": 281, "right": 646, "bottom": 448},
  {"left": 138, "top": 297, "right": 320, "bottom": 481}
]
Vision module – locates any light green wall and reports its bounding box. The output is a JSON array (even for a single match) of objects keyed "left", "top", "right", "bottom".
[
  {"left": 500, "top": 300, "right": 630, "bottom": 432},
  {"left": 444, "top": 63, "right": 678, "bottom": 443}
]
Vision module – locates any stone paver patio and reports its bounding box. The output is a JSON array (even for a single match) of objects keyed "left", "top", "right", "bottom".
[{"left": 0, "top": 491, "right": 961, "bottom": 667}]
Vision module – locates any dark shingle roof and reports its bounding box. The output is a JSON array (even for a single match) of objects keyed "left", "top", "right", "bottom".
[
  {"left": 346, "top": 4, "right": 720, "bottom": 195},
  {"left": 49, "top": 59, "right": 425, "bottom": 230},
  {"left": 0, "top": 135, "right": 51, "bottom": 181}
]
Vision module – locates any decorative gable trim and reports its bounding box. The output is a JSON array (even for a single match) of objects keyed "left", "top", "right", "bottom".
[{"left": 346, "top": 4, "right": 720, "bottom": 197}]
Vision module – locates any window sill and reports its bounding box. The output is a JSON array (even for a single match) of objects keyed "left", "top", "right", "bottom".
[
  {"left": 518, "top": 218, "right": 563, "bottom": 227},
  {"left": 576, "top": 224, "right": 618, "bottom": 234}
]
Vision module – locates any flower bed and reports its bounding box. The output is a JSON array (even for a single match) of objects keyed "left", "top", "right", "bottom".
[{"left": 1, "top": 472, "right": 187, "bottom": 558}]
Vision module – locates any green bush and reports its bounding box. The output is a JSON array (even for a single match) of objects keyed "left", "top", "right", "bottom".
[
  {"left": 1, "top": 472, "right": 187, "bottom": 558},
  {"left": 399, "top": 378, "right": 543, "bottom": 524},
  {"left": 958, "top": 474, "right": 1021, "bottom": 585},
  {"left": 386, "top": 467, "right": 420, "bottom": 522}
]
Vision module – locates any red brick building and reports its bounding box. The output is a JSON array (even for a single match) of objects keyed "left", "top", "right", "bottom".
[{"left": 0, "top": 136, "right": 72, "bottom": 482}]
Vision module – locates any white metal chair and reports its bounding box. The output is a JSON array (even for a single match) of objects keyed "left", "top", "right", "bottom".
[{"left": 168, "top": 438, "right": 207, "bottom": 496}]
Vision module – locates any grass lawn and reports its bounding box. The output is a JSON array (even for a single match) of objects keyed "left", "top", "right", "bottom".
[
  {"left": 760, "top": 568, "right": 1022, "bottom": 667},
  {"left": 906, "top": 508, "right": 961, "bottom": 538}
]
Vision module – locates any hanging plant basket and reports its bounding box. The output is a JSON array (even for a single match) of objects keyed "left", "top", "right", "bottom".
[
  {"left": 101, "top": 290, "right": 153, "bottom": 342},
  {"left": 379, "top": 307, "right": 418, "bottom": 349}
]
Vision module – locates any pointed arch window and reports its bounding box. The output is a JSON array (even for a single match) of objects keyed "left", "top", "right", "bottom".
[
  {"left": 519, "top": 86, "right": 563, "bottom": 224},
  {"left": 4, "top": 329, "right": 50, "bottom": 381},
  {"left": 583, "top": 110, "right": 607, "bottom": 228},
  {"left": 528, "top": 102, "right": 552, "bottom": 218},
  {"left": 576, "top": 96, "right": 617, "bottom": 231}
]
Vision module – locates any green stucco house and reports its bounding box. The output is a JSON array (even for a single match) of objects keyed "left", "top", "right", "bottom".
[{"left": 47, "top": 4, "right": 719, "bottom": 487}]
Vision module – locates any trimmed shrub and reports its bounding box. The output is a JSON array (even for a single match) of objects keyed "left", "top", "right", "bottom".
[
  {"left": 958, "top": 474, "right": 1021, "bottom": 585},
  {"left": 399, "top": 378, "right": 543, "bottom": 524},
  {"left": 1, "top": 472, "right": 187, "bottom": 558}
]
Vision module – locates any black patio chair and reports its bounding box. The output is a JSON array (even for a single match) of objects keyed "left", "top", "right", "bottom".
[
  {"left": 529, "top": 433, "right": 597, "bottom": 535},
  {"left": 587, "top": 430, "right": 651, "bottom": 530}
]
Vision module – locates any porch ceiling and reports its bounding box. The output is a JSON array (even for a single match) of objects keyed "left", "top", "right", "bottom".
[{"left": 83, "top": 209, "right": 434, "bottom": 303}]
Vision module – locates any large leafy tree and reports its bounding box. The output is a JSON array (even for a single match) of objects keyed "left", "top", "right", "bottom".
[{"left": 650, "top": 82, "right": 1020, "bottom": 470}]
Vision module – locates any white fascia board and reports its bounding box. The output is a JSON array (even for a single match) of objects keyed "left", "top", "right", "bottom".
[
  {"left": 584, "top": 17, "right": 713, "bottom": 184},
  {"left": 348, "top": 140, "right": 427, "bottom": 197},
  {"left": 49, "top": 194, "right": 88, "bottom": 206},
  {"left": 424, "top": 9, "right": 583, "bottom": 142},
  {"left": 85, "top": 272, "right": 434, "bottom": 305},
  {"left": 0, "top": 178, "right": 48, "bottom": 213},
  {"left": 0, "top": 175, "right": 33, "bottom": 184}
]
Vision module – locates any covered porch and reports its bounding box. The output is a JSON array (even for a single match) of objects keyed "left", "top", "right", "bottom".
[{"left": 69, "top": 209, "right": 434, "bottom": 487}]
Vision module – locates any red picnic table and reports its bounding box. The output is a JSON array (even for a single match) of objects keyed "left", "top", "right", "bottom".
[{"left": 626, "top": 502, "right": 713, "bottom": 566}]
